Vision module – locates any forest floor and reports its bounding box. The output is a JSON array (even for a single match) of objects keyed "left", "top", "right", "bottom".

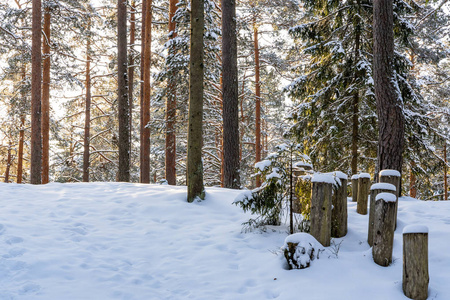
[{"left": 0, "top": 182, "right": 449, "bottom": 299}]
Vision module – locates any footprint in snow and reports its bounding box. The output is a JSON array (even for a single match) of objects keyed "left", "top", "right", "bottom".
[
  {"left": 0, "top": 224, "right": 5, "bottom": 235},
  {"left": 5, "top": 236, "right": 23, "bottom": 245},
  {"left": 2, "top": 247, "right": 26, "bottom": 258},
  {"left": 18, "top": 283, "right": 41, "bottom": 295}
]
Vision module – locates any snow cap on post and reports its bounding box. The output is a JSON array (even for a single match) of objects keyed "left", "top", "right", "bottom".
[
  {"left": 334, "top": 171, "right": 348, "bottom": 180},
  {"left": 403, "top": 225, "right": 429, "bottom": 234},
  {"left": 358, "top": 173, "right": 371, "bottom": 179},
  {"left": 370, "top": 182, "right": 396, "bottom": 191},
  {"left": 311, "top": 173, "right": 336, "bottom": 184},
  {"left": 380, "top": 169, "right": 401, "bottom": 177},
  {"left": 351, "top": 174, "right": 359, "bottom": 180},
  {"left": 376, "top": 192, "right": 397, "bottom": 203}
]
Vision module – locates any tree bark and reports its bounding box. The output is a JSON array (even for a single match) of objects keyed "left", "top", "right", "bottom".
[
  {"left": 140, "top": 0, "right": 152, "bottom": 183},
  {"left": 351, "top": 1, "right": 361, "bottom": 176},
  {"left": 222, "top": 0, "right": 240, "bottom": 189},
  {"left": 187, "top": 0, "right": 205, "bottom": 202},
  {"left": 165, "top": 0, "right": 177, "bottom": 185},
  {"left": 331, "top": 177, "right": 348, "bottom": 238},
  {"left": 17, "top": 66, "right": 26, "bottom": 184},
  {"left": 373, "top": 0, "right": 405, "bottom": 173},
  {"left": 41, "top": 4, "right": 50, "bottom": 184},
  {"left": 82, "top": 28, "right": 91, "bottom": 183},
  {"left": 253, "top": 22, "right": 261, "bottom": 187},
  {"left": 409, "top": 163, "right": 417, "bottom": 198},
  {"left": 357, "top": 175, "right": 370, "bottom": 215},
  {"left": 128, "top": 0, "right": 136, "bottom": 163},
  {"left": 4, "top": 141, "right": 12, "bottom": 183},
  {"left": 117, "top": 0, "right": 130, "bottom": 182},
  {"left": 31, "top": 0, "right": 42, "bottom": 185}
]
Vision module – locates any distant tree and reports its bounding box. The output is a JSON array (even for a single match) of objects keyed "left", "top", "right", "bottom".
[
  {"left": 222, "top": 0, "right": 240, "bottom": 189},
  {"left": 30, "top": 0, "right": 42, "bottom": 184},
  {"left": 117, "top": 0, "right": 130, "bottom": 181},
  {"left": 187, "top": 0, "right": 205, "bottom": 202},
  {"left": 41, "top": 1, "right": 51, "bottom": 184},
  {"left": 373, "top": 0, "right": 404, "bottom": 173},
  {"left": 82, "top": 19, "right": 91, "bottom": 182}
]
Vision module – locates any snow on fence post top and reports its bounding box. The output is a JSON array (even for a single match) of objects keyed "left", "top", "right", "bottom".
[
  {"left": 351, "top": 174, "right": 359, "bottom": 180},
  {"left": 334, "top": 171, "right": 348, "bottom": 180},
  {"left": 376, "top": 192, "right": 397, "bottom": 203},
  {"left": 370, "top": 182, "right": 396, "bottom": 191},
  {"left": 403, "top": 225, "right": 429, "bottom": 234},
  {"left": 359, "top": 173, "right": 371, "bottom": 179},
  {"left": 311, "top": 173, "right": 335, "bottom": 184},
  {"left": 379, "top": 169, "right": 401, "bottom": 177}
]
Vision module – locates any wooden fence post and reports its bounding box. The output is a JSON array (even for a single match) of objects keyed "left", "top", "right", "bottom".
[
  {"left": 310, "top": 174, "right": 334, "bottom": 247},
  {"left": 368, "top": 182, "right": 396, "bottom": 246},
  {"left": 351, "top": 174, "right": 359, "bottom": 202},
  {"left": 379, "top": 169, "right": 401, "bottom": 229},
  {"left": 373, "top": 192, "right": 397, "bottom": 266},
  {"left": 403, "top": 225, "right": 429, "bottom": 300},
  {"left": 331, "top": 171, "right": 348, "bottom": 238},
  {"left": 357, "top": 173, "right": 371, "bottom": 214}
]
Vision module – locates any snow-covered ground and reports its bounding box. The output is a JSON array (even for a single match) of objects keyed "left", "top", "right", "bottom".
[{"left": 0, "top": 182, "right": 449, "bottom": 300}]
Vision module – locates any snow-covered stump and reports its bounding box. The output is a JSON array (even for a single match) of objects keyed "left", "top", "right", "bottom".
[
  {"left": 403, "top": 225, "right": 429, "bottom": 300},
  {"left": 310, "top": 174, "right": 334, "bottom": 247},
  {"left": 331, "top": 172, "right": 348, "bottom": 238},
  {"left": 282, "top": 233, "right": 324, "bottom": 270},
  {"left": 379, "top": 169, "right": 401, "bottom": 229},
  {"left": 372, "top": 193, "right": 397, "bottom": 266},
  {"left": 357, "top": 173, "right": 371, "bottom": 215},
  {"left": 351, "top": 174, "right": 359, "bottom": 202},
  {"left": 368, "top": 183, "right": 397, "bottom": 246}
]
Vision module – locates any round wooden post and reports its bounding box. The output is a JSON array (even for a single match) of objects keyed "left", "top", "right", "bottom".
[
  {"left": 331, "top": 171, "right": 348, "bottom": 238},
  {"left": 379, "top": 169, "right": 401, "bottom": 229},
  {"left": 357, "top": 173, "right": 371, "bottom": 215},
  {"left": 372, "top": 192, "right": 397, "bottom": 266},
  {"left": 403, "top": 225, "right": 429, "bottom": 300},
  {"left": 310, "top": 174, "right": 334, "bottom": 247},
  {"left": 368, "top": 182, "right": 396, "bottom": 246},
  {"left": 351, "top": 174, "right": 359, "bottom": 202}
]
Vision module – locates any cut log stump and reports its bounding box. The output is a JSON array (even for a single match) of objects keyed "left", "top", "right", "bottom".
[{"left": 372, "top": 192, "right": 397, "bottom": 266}]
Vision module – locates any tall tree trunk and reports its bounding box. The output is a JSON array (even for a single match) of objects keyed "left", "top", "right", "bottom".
[
  {"left": 140, "top": 0, "right": 152, "bottom": 183},
  {"left": 17, "top": 66, "right": 26, "bottom": 184},
  {"left": 41, "top": 4, "right": 50, "bottom": 184},
  {"left": 187, "top": 0, "right": 205, "bottom": 202},
  {"left": 373, "top": 0, "right": 405, "bottom": 173},
  {"left": 82, "top": 28, "right": 91, "bottom": 182},
  {"left": 222, "top": 0, "right": 240, "bottom": 189},
  {"left": 253, "top": 22, "right": 261, "bottom": 187},
  {"left": 118, "top": 0, "right": 130, "bottom": 182},
  {"left": 128, "top": 0, "right": 136, "bottom": 164},
  {"left": 30, "top": 0, "right": 42, "bottom": 184},
  {"left": 445, "top": 144, "right": 448, "bottom": 200},
  {"left": 4, "top": 141, "right": 12, "bottom": 183},
  {"left": 409, "top": 162, "right": 417, "bottom": 198},
  {"left": 165, "top": 0, "right": 178, "bottom": 185}
]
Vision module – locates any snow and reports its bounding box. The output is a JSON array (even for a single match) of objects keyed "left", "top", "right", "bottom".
[
  {"left": 311, "top": 173, "right": 336, "bottom": 184},
  {"left": 351, "top": 174, "right": 359, "bottom": 180},
  {"left": 0, "top": 182, "right": 450, "bottom": 299},
  {"left": 403, "top": 225, "right": 429, "bottom": 234},
  {"left": 376, "top": 192, "right": 397, "bottom": 203},
  {"left": 254, "top": 160, "right": 271, "bottom": 171},
  {"left": 379, "top": 169, "right": 401, "bottom": 177},
  {"left": 333, "top": 171, "right": 348, "bottom": 180},
  {"left": 359, "top": 173, "right": 371, "bottom": 179},
  {"left": 370, "top": 183, "right": 396, "bottom": 191}
]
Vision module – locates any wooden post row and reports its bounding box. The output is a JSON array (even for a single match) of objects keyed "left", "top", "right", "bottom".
[
  {"left": 379, "top": 169, "right": 401, "bottom": 229},
  {"left": 310, "top": 174, "right": 334, "bottom": 247},
  {"left": 331, "top": 171, "right": 348, "bottom": 238}
]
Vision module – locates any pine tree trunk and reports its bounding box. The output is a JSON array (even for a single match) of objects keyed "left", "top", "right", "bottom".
[
  {"left": 444, "top": 144, "right": 448, "bottom": 200},
  {"left": 373, "top": 0, "right": 405, "bottom": 173},
  {"left": 41, "top": 5, "right": 50, "bottom": 184},
  {"left": 253, "top": 23, "right": 261, "bottom": 187},
  {"left": 128, "top": 0, "right": 136, "bottom": 164},
  {"left": 82, "top": 31, "right": 91, "bottom": 183},
  {"left": 17, "top": 66, "right": 26, "bottom": 184},
  {"left": 117, "top": 0, "right": 130, "bottom": 182},
  {"left": 30, "top": 0, "right": 42, "bottom": 185},
  {"left": 165, "top": 0, "right": 178, "bottom": 185},
  {"left": 4, "top": 142, "right": 12, "bottom": 183},
  {"left": 140, "top": 0, "right": 152, "bottom": 183},
  {"left": 222, "top": 0, "right": 240, "bottom": 189},
  {"left": 351, "top": 0, "right": 361, "bottom": 176},
  {"left": 409, "top": 163, "right": 417, "bottom": 198},
  {"left": 187, "top": 0, "right": 205, "bottom": 202}
]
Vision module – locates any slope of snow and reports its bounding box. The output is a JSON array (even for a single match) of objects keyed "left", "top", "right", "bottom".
[{"left": 0, "top": 182, "right": 449, "bottom": 300}]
